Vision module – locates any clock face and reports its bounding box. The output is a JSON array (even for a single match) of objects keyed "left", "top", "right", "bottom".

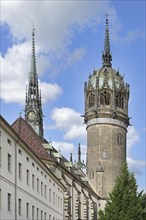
[{"left": 28, "top": 111, "right": 36, "bottom": 121}]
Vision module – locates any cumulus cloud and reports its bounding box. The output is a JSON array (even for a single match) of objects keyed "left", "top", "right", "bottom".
[
  {"left": 1, "top": 1, "right": 113, "bottom": 104},
  {"left": 127, "top": 157, "right": 146, "bottom": 177},
  {"left": 1, "top": 41, "right": 62, "bottom": 104},
  {"left": 1, "top": 1, "right": 111, "bottom": 50},
  {"left": 39, "top": 81, "right": 62, "bottom": 104},
  {"left": 127, "top": 126, "right": 139, "bottom": 152},
  {"left": 49, "top": 107, "right": 86, "bottom": 140},
  {"left": 66, "top": 47, "right": 86, "bottom": 65},
  {"left": 52, "top": 141, "right": 87, "bottom": 164},
  {"left": 127, "top": 126, "right": 145, "bottom": 180},
  {"left": 52, "top": 141, "right": 74, "bottom": 155}
]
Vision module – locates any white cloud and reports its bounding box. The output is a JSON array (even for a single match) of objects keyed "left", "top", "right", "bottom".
[
  {"left": 49, "top": 107, "right": 86, "bottom": 140},
  {"left": 52, "top": 141, "right": 74, "bottom": 155},
  {"left": 52, "top": 141, "right": 87, "bottom": 164},
  {"left": 127, "top": 157, "right": 146, "bottom": 177},
  {"left": 64, "top": 125, "right": 86, "bottom": 140},
  {"left": 39, "top": 81, "right": 62, "bottom": 104},
  {"left": 1, "top": 1, "right": 114, "bottom": 104},
  {"left": 1, "top": 41, "right": 62, "bottom": 104},
  {"left": 127, "top": 126, "right": 139, "bottom": 151},
  {"left": 1, "top": 1, "right": 111, "bottom": 51},
  {"left": 66, "top": 47, "right": 86, "bottom": 65}
]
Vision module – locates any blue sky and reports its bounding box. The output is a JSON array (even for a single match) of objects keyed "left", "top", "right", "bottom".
[{"left": 1, "top": 0, "right": 145, "bottom": 191}]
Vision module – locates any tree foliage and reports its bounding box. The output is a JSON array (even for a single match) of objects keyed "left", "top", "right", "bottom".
[{"left": 98, "top": 163, "right": 146, "bottom": 220}]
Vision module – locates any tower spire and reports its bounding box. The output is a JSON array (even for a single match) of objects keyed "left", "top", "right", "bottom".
[
  {"left": 30, "top": 24, "right": 37, "bottom": 79},
  {"left": 25, "top": 25, "right": 44, "bottom": 139},
  {"left": 102, "top": 14, "right": 112, "bottom": 67},
  {"left": 78, "top": 143, "right": 81, "bottom": 163}
]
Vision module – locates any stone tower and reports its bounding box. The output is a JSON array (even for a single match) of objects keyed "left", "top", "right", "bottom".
[
  {"left": 25, "top": 26, "right": 43, "bottom": 139},
  {"left": 84, "top": 16, "right": 130, "bottom": 198}
]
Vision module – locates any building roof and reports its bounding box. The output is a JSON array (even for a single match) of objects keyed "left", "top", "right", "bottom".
[
  {"left": 11, "top": 116, "right": 100, "bottom": 199},
  {"left": 11, "top": 117, "right": 54, "bottom": 161}
]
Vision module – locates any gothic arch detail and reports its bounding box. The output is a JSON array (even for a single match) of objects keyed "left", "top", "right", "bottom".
[
  {"left": 100, "top": 90, "right": 110, "bottom": 105},
  {"left": 116, "top": 93, "right": 124, "bottom": 109},
  {"left": 88, "top": 92, "right": 95, "bottom": 107}
]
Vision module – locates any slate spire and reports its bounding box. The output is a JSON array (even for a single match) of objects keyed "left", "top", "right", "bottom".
[
  {"left": 102, "top": 14, "right": 112, "bottom": 67},
  {"left": 25, "top": 25, "right": 43, "bottom": 139}
]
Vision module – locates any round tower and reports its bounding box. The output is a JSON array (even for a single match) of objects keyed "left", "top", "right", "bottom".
[{"left": 84, "top": 16, "right": 130, "bottom": 198}]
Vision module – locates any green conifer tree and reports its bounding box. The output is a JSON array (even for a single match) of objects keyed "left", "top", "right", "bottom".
[{"left": 98, "top": 163, "right": 146, "bottom": 220}]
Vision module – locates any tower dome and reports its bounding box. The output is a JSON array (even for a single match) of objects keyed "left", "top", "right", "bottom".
[
  {"left": 84, "top": 15, "right": 130, "bottom": 199},
  {"left": 84, "top": 66, "right": 130, "bottom": 125}
]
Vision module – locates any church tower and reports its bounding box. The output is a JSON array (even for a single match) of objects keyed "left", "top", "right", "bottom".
[
  {"left": 84, "top": 15, "right": 130, "bottom": 198},
  {"left": 25, "top": 26, "right": 43, "bottom": 139}
]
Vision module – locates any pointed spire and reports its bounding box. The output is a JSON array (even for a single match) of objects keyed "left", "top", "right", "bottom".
[
  {"left": 78, "top": 143, "right": 81, "bottom": 163},
  {"left": 25, "top": 25, "right": 44, "bottom": 139},
  {"left": 70, "top": 153, "right": 73, "bottom": 164},
  {"left": 102, "top": 14, "right": 112, "bottom": 67},
  {"left": 30, "top": 24, "right": 37, "bottom": 79}
]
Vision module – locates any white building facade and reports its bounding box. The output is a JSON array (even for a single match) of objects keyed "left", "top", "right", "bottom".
[{"left": 0, "top": 116, "right": 64, "bottom": 220}]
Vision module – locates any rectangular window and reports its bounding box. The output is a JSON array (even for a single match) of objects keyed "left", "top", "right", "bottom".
[
  {"left": 45, "top": 185, "right": 47, "bottom": 198},
  {"left": 18, "top": 198, "right": 22, "bottom": 215},
  {"left": 32, "top": 162, "right": 35, "bottom": 167},
  {"left": 26, "top": 203, "right": 29, "bottom": 218},
  {"left": 44, "top": 212, "right": 47, "bottom": 220},
  {"left": 49, "top": 215, "right": 51, "bottom": 220},
  {"left": 41, "top": 182, "right": 43, "bottom": 195},
  {"left": 32, "top": 206, "right": 34, "bottom": 220},
  {"left": 8, "top": 154, "right": 11, "bottom": 172},
  {"left": 7, "top": 138, "right": 11, "bottom": 145},
  {"left": 18, "top": 163, "right": 22, "bottom": 180},
  {"left": 37, "top": 178, "right": 39, "bottom": 193},
  {"left": 18, "top": 149, "right": 22, "bottom": 155},
  {"left": 26, "top": 157, "right": 29, "bottom": 162},
  {"left": 53, "top": 192, "right": 55, "bottom": 204},
  {"left": 0, "top": 189, "right": 1, "bottom": 208},
  {"left": 49, "top": 189, "right": 51, "bottom": 201},
  {"left": 32, "top": 174, "right": 35, "bottom": 189},
  {"left": 41, "top": 210, "right": 43, "bottom": 220},
  {"left": 26, "top": 169, "right": 29, "bottom": 185},
  {"left": 61, "top": 198, "right": 62, "bottom": 209},
  {"left": 37, "top": 208, "right": 39, "bottom": 220},
  {"left": 58, "top": 196, "right": 60, "bottom": 208},
  {"left": 8, "top": 193, "right": 11, "bottom": 211},
  {"left": 102, "top": 151, "right": 108, "bottom": 159},
  {"left": 0, "top": 147, "right": 1, "bottom": 165}
]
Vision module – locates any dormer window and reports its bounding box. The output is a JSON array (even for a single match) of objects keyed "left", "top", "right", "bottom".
[{"left": 100, "top": 90, "right": 110, "bottom": 105}]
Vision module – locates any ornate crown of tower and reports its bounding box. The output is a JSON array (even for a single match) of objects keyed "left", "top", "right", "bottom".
[
  {"left": 84, "top": 15, "right": 130, "bottom": 199},
  {"left": 25, "top": 26, "right": 43, "bottom": 139}
]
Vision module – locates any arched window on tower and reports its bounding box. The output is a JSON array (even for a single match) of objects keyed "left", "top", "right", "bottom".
[
  {"left": 100, "top": 90, "right": 110, "bottom": 106},
  {"left": 116, "top": 93, "right": 124, "bottom": 109},
  {"left": 88, "top": 92, "right": 95, "bottom": 107}
]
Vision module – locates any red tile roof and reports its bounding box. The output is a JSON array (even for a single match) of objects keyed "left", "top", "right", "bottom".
[{"left": 12, "top": 117, "right": 54, "bottom": 161}]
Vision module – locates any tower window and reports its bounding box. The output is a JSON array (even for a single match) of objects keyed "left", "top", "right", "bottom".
[
  {"left": 102, "top": 151, "right": 108, "bottom": 159},
  {"left": 116, "top": 93, "right": 124, "bottom": 109},
  {"left": 117, "top": 134, "right": 123, "bottom": 145},
  {"left": 90, "top": 170, "right": 94, "bottom": 179},
  {"left": 100, "top": 90, "right": 110, "bottom": 105},
  {"left": 88, "top": 92, "right": 95, "bottom": 107}
]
